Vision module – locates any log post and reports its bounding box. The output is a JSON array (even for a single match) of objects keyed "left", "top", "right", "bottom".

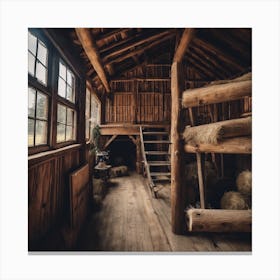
[
  {"left": 196, "top": 153, "right": 205, "bottom": 209},
  {"left": 171, "top": 61, "right": 184, "bottom": 234}
]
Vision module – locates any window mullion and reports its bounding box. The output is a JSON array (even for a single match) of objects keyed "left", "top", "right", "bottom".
[{"left": 33, "top": 90, "right": 38, "bottom": 146}]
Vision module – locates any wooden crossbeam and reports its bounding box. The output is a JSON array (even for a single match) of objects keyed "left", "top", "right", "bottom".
[
  {"left": 193, "top": 37, "right": 244, "bottom": 72},
  {"left": 182, "top": 76, "right": 252, "bottom": 108},
  {"left": 102, "top": 30, "right": 173, "bottom": 60},
  {"left": 75, "top": 28, "right": 111, "bottom": 93},
  {"left": 105, "top": 32, "right": 176, "bottom": 65},
  {"left": 173, "top": 28, "right": 195, "bottom": 63},
  {"left": 184, "top": 136, "right": 252, "bottom": 154},
  {"left": 103, "top": 135, "right": 118, "bottom": 149}
]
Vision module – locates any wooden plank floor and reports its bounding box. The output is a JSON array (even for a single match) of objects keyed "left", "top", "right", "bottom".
[{"left": 76, "top": 173, "right": 251, "bottom": 252}]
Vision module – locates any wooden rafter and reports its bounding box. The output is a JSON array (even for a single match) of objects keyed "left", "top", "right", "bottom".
[
  {"left": 96, "top": 28, "right": 131, "bottom": 48},
  {"left": 101, "top": 29, "right": 172, "bottom": 60},
  {"left": 173, "top": 28, "right": 195, "bottom": 63},
  {"left": 193, "top": 37, "right": 244, "bottom": 72},
  {"left": 104, "top": 33, "right": 176, "bottom": 65},
  {"left": 75, "top": 28, "right": 111, "bottom": 93}
]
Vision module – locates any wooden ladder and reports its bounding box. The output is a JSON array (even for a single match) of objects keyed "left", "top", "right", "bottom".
[{"left": 140, "top": 126, "right": 171, "bottom": 198}]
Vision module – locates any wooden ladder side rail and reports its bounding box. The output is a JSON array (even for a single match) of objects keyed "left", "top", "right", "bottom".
[{"left": 139, "top": 126, "right": 155, "bottom": 190}]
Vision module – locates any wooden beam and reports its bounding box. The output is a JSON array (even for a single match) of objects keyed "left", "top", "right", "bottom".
[
  {"left": 186, "top": 209, "right": 252, "bottom": 232},
  {"left": 182, "top": 79, "right": 252, "bottom": 108},
  {"left": 100, "top": 126, "right": 139, "bottom": 135},
  {"left": 128, "top": 135, "right": 137, "bottom": 145},
  {"left": 193, "top": 37, "right": 244, "bottom": 72},
  {"left": 75, "top": 28, "right": 111, "bottom": 93},
  {"left": 103, "top": 135, "right": 118, "bottom": 149},
  {"left": 173, "top": 28, "right": 195, "bottom": 63},
  {"left": 101, "top": 29, "right": 172, "bottom": 60},
  {"left": 171, "top": 61, "right": 184, "bottom": 234},
  {"left": 184, "top": 136, "right": 252, "bottom": 154},
  {"left": 105, "top": 32, "right": 176, "bottom": 65},
  {"left": 96, "top": 28, "right": 131, "bottom": 48}
]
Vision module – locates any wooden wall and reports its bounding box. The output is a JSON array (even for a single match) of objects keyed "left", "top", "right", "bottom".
[
  {"left": 105, "top": 65, "right": 171, "bottom": 124},
  {"left": 28, "top": 145, "right": 83, "bottom": 246}
]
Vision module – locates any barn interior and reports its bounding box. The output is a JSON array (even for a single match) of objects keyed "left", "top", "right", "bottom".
[{"left": 28, "top": 28, "right": 252, "bottom": 252}]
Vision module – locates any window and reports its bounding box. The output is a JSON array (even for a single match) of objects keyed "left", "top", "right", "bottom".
[
  {"left": 85, "top": 87, "right": 100, "bottom": 140},
  {"left": 58, "top": 60, "right": 75, "bottom": 103},
  {"left": 28, "top": 87, "right": 48, "bottom": 146},
  {"left": 57, "top": 104, "right": 76, "bottom": 143},
  {"left": 28, "top": 31, "right": 48, "bottom": 85}
]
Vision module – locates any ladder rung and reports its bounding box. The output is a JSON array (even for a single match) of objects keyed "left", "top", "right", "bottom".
[
  {"left": 148, "top": 161, "right": 171, "bottom": 166},
  {"left": 152, "top": 178, "right": 171, "bottom": 182},
  {"left": 150, "top": 172, "right": 171, "bottom": 176},
  {"left": 145, "top": 151, "right": 170, "bottom": 155},
  {"left": 144, "top": 140, "right": 171, "bottom": 144},
  {"left": 143, "top": 132, "right": 168, "bottom": 135}
]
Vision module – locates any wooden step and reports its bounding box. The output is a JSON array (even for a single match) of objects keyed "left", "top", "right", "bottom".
[
  {"left": 148, "top": 161, "right": 171, "bottom": 166},
  {"left": 153, "top": 178, "right": 171, "bottom": 182},
  {"left": 143, "top": 131, "right": 169, "bottom": 135},
  {"left": 150, "top": 172, "right": 171, "bottom": 176},
  {"left": 145, "top": 151, "right": 170, "bottom": 155},
  {"left": 144, "top": 140, "right": 171, "bottom": 144}
]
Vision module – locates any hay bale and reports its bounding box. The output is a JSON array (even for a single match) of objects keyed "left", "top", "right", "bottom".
[
  {"left": 236, "top": 170, "right": 252, "bottom": 195},
  {"left": 110, "top": 165, "right": 128, "bottom": 177},
  {"left": 183, "top": 117, "right": 251, "bottom": 145},
  {"left": 220, "top": 191, "right": 248, "bottom": 210},
  {"left": 183, "top": 124, "right": 222, "bottom": 145}
]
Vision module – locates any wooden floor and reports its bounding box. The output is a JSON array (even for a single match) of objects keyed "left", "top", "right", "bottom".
[{"left": 76, "top": 173, "right": 251, "bottom": 252}]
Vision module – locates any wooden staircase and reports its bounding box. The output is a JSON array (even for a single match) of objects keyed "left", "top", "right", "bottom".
[{"left": 140, "top": 126, "right": 171, "bottom": 197}]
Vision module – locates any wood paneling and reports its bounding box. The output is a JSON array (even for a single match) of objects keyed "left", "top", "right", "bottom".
[{"left": 28, "top": 146, "right": 82, "bottom": 245}]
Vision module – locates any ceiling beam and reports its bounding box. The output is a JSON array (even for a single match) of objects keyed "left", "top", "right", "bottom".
[
  {"left": 173, "top": 28, "right": 195, "bottom": 63},
  {"left": 193, "top": 37, "right": 244, "bottom": 72},
  {"left": 105, "top": 32, "right": 176, "bottom": 65},
  {"left": 75, "top": 28, "right": 111, "bottom": 93}
]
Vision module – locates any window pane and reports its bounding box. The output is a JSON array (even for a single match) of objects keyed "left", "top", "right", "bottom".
[
  {"left": 58, "top": 77, "right": 66, "bottom": 98},
  {"left": 35, "top": 120, "right": 47, "bottom": 145},
  {"left": 57, "top": 123, "right": 66, "bottom": 142},
  {"left": 59, "top": 62, "right": 66, "bottom": 79},
  {"left": 28, "top": 87, "right": 36, "bottom": 117},
  {"left": 57, "top": 104, "right": 66, "bottom": 124},
  {"left": 66, "top": 85, "right": 74, "bottom": 102},
  {"left": 28, "top": 52, "right": 35, "bottom": 76},
  {"left": 28, "top": 32, "right": 37, "bottom": 55},
  {"left": 35, "top": 62, "right": 47, "bottom": 85},
  {"left": 67, "top": 69, "right": 74, "bottom": 86},
  {"left": 37, "top": 41, "right": 48, "bottom": 66},
  {"left": 67, "top": 108, "right": 74, "bottom": 125},
  {"left": 28, "top": 119, "right": 34, "bottom": 146},
  {"left": 36, "top": 92, "right": 48, "bottom": 120},
  {"left": 66, "top": 126, "right": 73, "bottom": 141}
]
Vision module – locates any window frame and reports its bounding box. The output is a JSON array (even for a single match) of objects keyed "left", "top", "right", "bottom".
[
  {"left": 28, "top": 28, "right": 82, "bottom": 155},
  {"left": 28, "top": 30, "right": 52, "bottom": 155},
  {"left": 85, "top": 83, "right": 101, "bottom": 142}
]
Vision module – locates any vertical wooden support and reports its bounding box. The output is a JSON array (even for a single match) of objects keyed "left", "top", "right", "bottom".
[
  {"left": 188, "top": 107, "right": 206, "bottom": 209},
  {"left": 196, "top": 153, "right": 206, "bottom": 209},
  {"left": 171, "top": 62, "right": 184, "bottom": 234},
  {"left": 136, "top": 136, "right": 142, "bottom": 174}
]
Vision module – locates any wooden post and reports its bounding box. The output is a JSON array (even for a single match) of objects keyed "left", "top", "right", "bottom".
[
  {"left": 171, "top": 62, "right": 184, "bottom": 234},
  {"left": 196, "top": 153, "right": 205, "bottom": 209},
  {"left": 135, "top": 136, "right": 142, "bottom": 174}
]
